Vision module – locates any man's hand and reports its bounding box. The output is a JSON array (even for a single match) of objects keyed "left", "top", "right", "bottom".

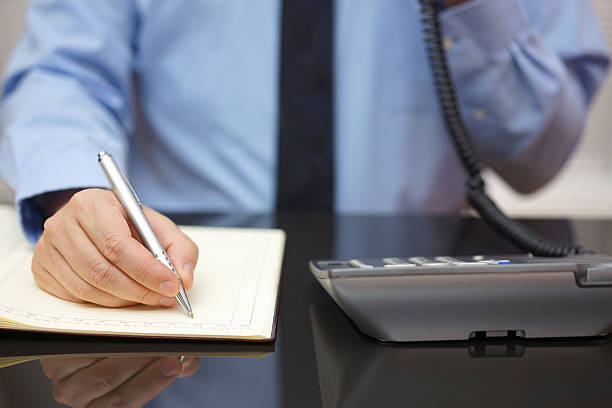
[
  {"left": 41, "top": 356, "right": 200, "bottom": 407},
  {"left": 32, "top": 188, "right": 198, "bottom": 307}
]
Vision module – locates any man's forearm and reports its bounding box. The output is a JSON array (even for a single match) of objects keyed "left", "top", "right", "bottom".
[{"left": 438, "top": 0, "right": 610, "bottom": 194}]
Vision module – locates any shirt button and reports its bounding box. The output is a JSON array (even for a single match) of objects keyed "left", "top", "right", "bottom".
[
  {"left": 473, "top": 108, "right": 487, "bottom": 121},
  {"left": 443, "top": 36, "right": 455, "bottom": 51}
]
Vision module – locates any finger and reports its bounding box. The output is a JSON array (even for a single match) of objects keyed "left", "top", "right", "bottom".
[
  {"left": 72, "top": 195, "right": 181, "bottom": 298},
  {"left": 32, "top": 237, "right": 82, "bottom": 303},
  {"left": 145, "top": 207, "right": 199, "bottom": 290},
  {"left": 88, "top": 357, "right": 182, "bottom": 408},
  {"left": 33, "top": 263, "right": 83, "bottom": 304},
  {"left": 52, "top": 357, "right": 156, "bottom": 408},
  {"left": 54, "top": 220, "right": 174, "bottom": 307},
  {"left": 47, "top": 243, "right": 137, "bottom": 308},
  {"left": 178, "top": 357, "right": 201, "bottom": 378},
  {"left": 42, "top": 214, "right": 137, "bottom": 307},
  {"left": 40, "top": 357, "right": 101, "bottom": 383}
]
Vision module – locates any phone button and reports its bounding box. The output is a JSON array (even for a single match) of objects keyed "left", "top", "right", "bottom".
[
  {"left": 384, "top": 264, "right": 417, "bottom": 268},
  {"left": 434, "top": 256, "right": 460, "bottom": 263},
  {"left": 583, "top": 264, "right": 612, "bottom": 285},
  {"left": 382, "top": 257, "right": 405, "bottom": 265},
  {"left": 348, "top": 259, "right": 374, "bottom": 269},
  {"left": 407, "top": 257, "right": 432, "bottom": 265}
]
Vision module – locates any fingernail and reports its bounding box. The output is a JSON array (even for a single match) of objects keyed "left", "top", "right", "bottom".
[
  {"left": 159, "top": 280, "right": 178, "bottom": 296},
  {"left": 159, "top": 297, "right": 176, "bottom": 307},
  {"left": 183, "top": 263, "right": 194, "bottom": 281},
  {"left": 160, "top": 358, "right": 181, "bottom": 377}
]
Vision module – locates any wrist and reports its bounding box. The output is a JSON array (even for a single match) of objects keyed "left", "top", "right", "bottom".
[
  {"left": 33, "top": 188, "right": 82, "bottom": 218},
  {"left": 445, "top": 0, "right": 472, "bottom": 7}
]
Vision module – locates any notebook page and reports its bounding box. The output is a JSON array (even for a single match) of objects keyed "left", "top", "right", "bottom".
[
  {"left": 0, "top": 205, "right": 31, "bottom": 258},
  {"left": 0, "top": 206, "right": 285, "bottom": 339}
]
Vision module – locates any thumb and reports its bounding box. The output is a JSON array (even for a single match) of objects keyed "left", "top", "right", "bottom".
[{"left": 143, "top": 207, "right": 199, "bottom": 290}]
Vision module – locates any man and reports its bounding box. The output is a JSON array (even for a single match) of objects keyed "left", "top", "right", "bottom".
[{"left": 0, "top": 0, "right": 609, "bottom": 307}]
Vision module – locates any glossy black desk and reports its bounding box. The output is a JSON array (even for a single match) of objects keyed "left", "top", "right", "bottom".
[{"left": 2, "top": 213, "right": 612, "bottom": 407}]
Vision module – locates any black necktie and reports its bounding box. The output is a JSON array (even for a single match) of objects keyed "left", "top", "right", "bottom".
[{"left": 277, "top": 0, "right": 334, "bottom": 211}]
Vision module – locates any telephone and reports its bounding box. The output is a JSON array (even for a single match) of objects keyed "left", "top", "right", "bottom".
[{"left": 309, "top": 0, "right": 612, "bottom": 342}]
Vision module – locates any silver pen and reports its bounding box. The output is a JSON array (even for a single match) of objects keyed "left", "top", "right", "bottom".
[{"left": 97, "top": 151, "right": 194, "bottom": 318}]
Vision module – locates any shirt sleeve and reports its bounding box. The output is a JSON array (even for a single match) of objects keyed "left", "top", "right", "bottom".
[
  {"left": 0, "top": 0, "right": 137, "bottom": 243},
  {"left": 440, "top": 0, "right": 610, "bottom": 193}
]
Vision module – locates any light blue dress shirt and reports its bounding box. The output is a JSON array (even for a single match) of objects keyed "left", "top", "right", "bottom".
[{"left": 0, "top": 0, "right": 609, "bottom": 242}]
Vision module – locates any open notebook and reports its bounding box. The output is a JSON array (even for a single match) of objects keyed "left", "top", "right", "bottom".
[{"left": 0, "top": 205, "right": 285, "bottom": 340}]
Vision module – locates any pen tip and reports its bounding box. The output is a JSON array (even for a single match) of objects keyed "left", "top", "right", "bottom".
[{"left": 188, "top": 311, "right": 194, "bottom": 319}]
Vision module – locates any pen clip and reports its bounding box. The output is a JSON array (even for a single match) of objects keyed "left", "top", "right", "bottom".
[
  {"left": 128, "top": 182, "right": 142, "bottom": 206},
  {"left": 119, "top": 168, "right": 142, "bottom": 206}
]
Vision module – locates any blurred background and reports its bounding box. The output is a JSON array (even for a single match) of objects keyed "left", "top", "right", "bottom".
[{"left": 0, "top": 0, "right": 611, "bottom": 218}]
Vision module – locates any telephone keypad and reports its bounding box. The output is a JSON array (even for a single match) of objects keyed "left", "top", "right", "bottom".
[{"left": 350, "top": 256, "right": 513, "bottom": 268}]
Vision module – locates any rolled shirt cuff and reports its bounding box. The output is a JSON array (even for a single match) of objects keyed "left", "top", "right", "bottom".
[{"left": 440, "top": 0, "right": 529, "bottom": 73}]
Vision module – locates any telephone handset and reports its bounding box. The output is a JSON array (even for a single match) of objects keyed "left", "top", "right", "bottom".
[{"left": 308, "top": 1, "right": 612, "bottom": 342}]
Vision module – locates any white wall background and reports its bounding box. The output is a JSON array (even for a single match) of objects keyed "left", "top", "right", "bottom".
[
  {"left": 0, "top": 0, "right": 25, "bottom": 204},
  {"left": 0, "top": 0, "right": 611, "bottom": 217}
]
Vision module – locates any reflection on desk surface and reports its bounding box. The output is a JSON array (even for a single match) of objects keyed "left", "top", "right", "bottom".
[
  {"left": 40, "top": 355, "right": 200, "bottom": 407},
  {"left": 310, "top": 301, "right": 612, "bottom": 408},
  {"left": 0, "top": 351, "right": 280, "bottom": 407}
]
